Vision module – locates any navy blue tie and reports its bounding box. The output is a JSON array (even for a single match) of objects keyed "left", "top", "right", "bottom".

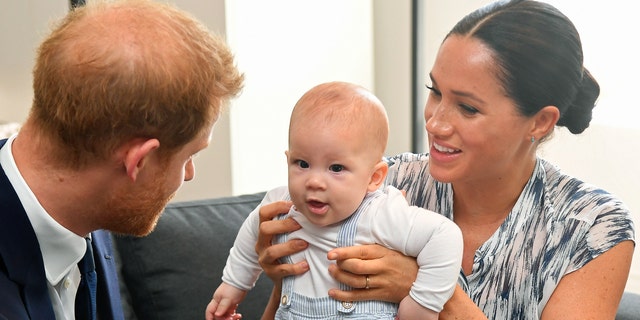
[{"left": 75, "top": 237, "right": 97, "bottom": 320}]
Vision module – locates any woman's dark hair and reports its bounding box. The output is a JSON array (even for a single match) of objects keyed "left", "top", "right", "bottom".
[{"left": 448, "top": 0, "right": 599, "bottom": 134}]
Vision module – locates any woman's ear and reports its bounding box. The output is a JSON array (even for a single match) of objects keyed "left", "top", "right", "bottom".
[
  {"left": 122, "top": 138, "right": 160, "bottom": 182},
  {"left": 531, "top": 106, "right": 560, "bottom": 141},
  {"left": 367, "top": 161, "right": 388, "bottom": 192}
]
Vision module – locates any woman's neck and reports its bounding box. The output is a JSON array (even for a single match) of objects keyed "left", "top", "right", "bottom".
[
  {"left": 452, "top": 156, "right": 537, "bottom": 222},
  {"left": 452, "top": 157, "right": 537, "bottom": 275}
]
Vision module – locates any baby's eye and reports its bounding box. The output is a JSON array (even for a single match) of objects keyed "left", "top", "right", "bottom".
[
  {"left": 296, "top": 160, "right": 310, "bottom": 169},
  {"left": 329, "top": 164, "right": 344, "bottom": 172}
]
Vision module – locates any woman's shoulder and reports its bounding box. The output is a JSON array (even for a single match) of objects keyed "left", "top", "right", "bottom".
[
  {"left": 385, "top": 152, "right": 430, "bottom": 183},
  {"left": 385, "top": 152, "right": 430, "bottom": 177},
  {"left": 540, "top": 159, "right": 631, "bottom": 221}
]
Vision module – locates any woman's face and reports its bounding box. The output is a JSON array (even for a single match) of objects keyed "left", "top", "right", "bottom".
[{"left": 424, "top": 35, "right": 535, "bottom": 185}]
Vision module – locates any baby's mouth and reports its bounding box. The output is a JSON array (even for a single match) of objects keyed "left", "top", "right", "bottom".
[{"left": 307, "top": 200, "right": 328, "bottom": 215}]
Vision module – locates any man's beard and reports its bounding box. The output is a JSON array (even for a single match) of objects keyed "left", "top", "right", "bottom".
[{"left": 103, "top": 174, "right": 176, "bottom": 237}]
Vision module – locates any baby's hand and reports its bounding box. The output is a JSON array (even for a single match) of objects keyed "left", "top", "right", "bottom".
[{"left": 205, "top": 283, "right": 247, "bottom": 320}]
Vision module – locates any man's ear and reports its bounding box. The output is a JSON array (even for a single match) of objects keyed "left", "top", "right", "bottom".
[
  {"left": 530, "top": 106, "right": 560, "bottom": 141},
  {"left": 122, "top": 138, "right": 160, "bottom": 182},
  {"left": 367, "top": 161, "right": 388, "bottom": 192}
]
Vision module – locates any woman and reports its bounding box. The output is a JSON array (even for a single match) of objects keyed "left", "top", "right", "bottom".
[{"left": 256, "top": 0, "right": 635, "bottom": 319}]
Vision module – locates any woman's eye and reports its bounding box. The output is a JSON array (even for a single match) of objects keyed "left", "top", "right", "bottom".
[
  {"left": 329, "top": 164, "right": 344, "bottom": 172},
  {"left": 296, "top": 160, "right": 309, "bottom": 169},
  {"left": 459, "top": 104, "right": 479, "bottom": 115},
  {"left": 425, "top": 84, "right": 441, "bottom": 97}
]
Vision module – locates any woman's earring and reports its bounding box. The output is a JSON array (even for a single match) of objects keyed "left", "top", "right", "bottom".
[{"left": 531, "top": 136, "right": 536, "bottom": 143}]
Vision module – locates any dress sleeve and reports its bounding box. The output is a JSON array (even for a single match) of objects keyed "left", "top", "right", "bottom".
[{"left": 566, "top": 191, "right": 635, "bottom": 273}]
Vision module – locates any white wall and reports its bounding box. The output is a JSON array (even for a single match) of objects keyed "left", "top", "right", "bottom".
[
  {"left": 225, "top": 0, "right": 376, "bottom": 195},
  {"left": 162, "top": 0, "right": 234, "bottom": 201},
  {"left": 224, "top": 0, "right": 414, "bottom": 196},
  {"left": 373, "top": 0, "right": 413, "bottom": 156},
  {"left": 0, "top": 1, "right": 67, "bottom": 122}
]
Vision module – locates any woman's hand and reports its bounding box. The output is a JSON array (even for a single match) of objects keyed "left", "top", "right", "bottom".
[
  {"left": 255, "top": 200, "right": 310, "bottom": 320},
  {"left": 255, "top": 200, "right": 310, "bottom": 283},
  {"left": 326, "top": 244, "right": 418, "bottom": 303}
]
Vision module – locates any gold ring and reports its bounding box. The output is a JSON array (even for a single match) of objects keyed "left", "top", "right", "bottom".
[{"left": 365, "top": 275, "right": 370, "bottom": 290}]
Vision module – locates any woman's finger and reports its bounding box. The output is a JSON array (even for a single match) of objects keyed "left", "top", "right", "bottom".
[
  {"left": 327, "top": 243, "right": 389, "bottom": 262},
  {"left": 256, "top": 201, "right": 297, "bottom": 253},
  {"left": 255, "top": 200, "right": 309, "bottom": 283},
  {"left": 326, "top": 244, "right": 417, "bottom": 303},
  {"left": 258, "top": 218, "right": 300, "bottom": 242},
  {"left": 258, "top": 240, "right": 308, "bottom": 268},
  {"left": 258, "top": 200, "right": 293, "bottom": 221}
]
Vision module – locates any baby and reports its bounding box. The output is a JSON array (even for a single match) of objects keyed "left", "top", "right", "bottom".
[{"left": 206, "top": 81, "right": 463, "bottom": 319}]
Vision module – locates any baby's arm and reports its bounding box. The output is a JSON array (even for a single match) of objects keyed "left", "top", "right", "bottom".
[
  {"left": 206, "top": 282, "right": 246, "bottom": 320},
  {"left": 407, "top": 211, "right": 463, "bottom": 311},
  {"left": 370, "top": 187, "right": 464, "bottom": 314},
  {"left": 207, "top": 187, "right": 292, "bottom": 320}
]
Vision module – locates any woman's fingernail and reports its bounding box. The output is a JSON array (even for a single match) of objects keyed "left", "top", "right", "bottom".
[{"left": 296, "top": 240, "right": 308, "bottom": 248}]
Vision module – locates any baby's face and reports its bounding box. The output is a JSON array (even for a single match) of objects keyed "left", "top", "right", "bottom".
[{"left": 286, "top": 123, "right": 377, "bottom": 227}]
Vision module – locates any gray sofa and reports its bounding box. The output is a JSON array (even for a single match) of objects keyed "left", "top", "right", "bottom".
[
  {"left": 113, "top": 192, "right": 272, "bottom": 320},
  {"left": 113, "top": 192, "right": 640, "bottom": 320}
]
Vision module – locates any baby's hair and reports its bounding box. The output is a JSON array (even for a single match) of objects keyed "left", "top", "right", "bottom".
[{"left": 289, "top": 81, "right": 389, "bottom": 160}]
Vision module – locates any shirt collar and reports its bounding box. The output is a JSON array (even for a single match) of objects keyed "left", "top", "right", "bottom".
[{"left": 0, "top": 134, "right": 85, "bottom": 285}]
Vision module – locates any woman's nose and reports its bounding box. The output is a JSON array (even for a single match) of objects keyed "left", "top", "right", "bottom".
[{"left": 424, "top": 102, "right": 453, "bottom": 136}]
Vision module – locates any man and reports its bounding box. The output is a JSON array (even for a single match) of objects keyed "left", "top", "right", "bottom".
[{"left": 0, "top": 0, "right": 243, "bottom": 319}]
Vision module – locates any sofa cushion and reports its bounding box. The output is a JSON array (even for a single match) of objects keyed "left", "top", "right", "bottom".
[{"left": 114, "top": 192, "right": 272, "bottom": 320}]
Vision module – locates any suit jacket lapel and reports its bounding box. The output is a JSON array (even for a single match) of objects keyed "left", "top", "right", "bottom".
[
  {"left": 93, "top": 230, "right": 125, "bottom": 320},
  {"left": 0, "top": 139, "right": 55, "bottom": 319}
]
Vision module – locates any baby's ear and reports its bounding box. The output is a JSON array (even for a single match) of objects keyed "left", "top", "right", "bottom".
[{"left": 367, "top": 161, "right": 388, "bottom": 192}]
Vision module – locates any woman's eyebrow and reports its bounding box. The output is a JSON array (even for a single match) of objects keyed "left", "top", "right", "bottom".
[{"left": 429, "top": 72, "right": 485, "bottom": 104}]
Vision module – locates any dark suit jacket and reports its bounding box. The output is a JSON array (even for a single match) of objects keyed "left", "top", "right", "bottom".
[{"left": 0, "top": 139, "right": 124, "bottom": 320}]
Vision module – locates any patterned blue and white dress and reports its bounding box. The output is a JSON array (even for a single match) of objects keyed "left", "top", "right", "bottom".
[{"left": 384, "top": 152, "right": 636, "bottom": 319}]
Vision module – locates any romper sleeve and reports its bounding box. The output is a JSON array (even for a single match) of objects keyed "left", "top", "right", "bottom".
[
  {"left": 367, "top": 186, "right": 463, "bottom": 312},
  {"left": 221, "top": 186, "right": 290, "bottom": 290}
]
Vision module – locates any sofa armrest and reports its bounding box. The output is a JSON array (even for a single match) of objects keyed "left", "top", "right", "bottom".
[
  {"left": 114, "top": 192, "right": 273, "bottom": 320},
  {"left": 617, "top": 291, "right": 640, "bottom": 320}
]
